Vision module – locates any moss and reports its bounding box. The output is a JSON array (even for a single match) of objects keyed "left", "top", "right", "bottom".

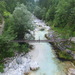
[{"left": 58, "top": 51, "right": 73, "bottom": 60}]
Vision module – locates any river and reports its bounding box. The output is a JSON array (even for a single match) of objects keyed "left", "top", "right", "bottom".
[
  {"left": 0, "top": 16, "right": 67, "bottom": 75},
  {"left": 28, "top": 16, "right": 66, "bottom": 75}
]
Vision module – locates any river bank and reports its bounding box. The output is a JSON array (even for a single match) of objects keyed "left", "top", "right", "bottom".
[
  {"left": 45, "top": 25, "right": 75, "bottom": 75},
  {"left": 45, "top": 28, "right": 75, "bottom": 62},
  {"left": 0, "top": 16, "right": 75, "bottom": 75},
  {"left": 28, "top": 16, "right": 67, "bottom": 75}
]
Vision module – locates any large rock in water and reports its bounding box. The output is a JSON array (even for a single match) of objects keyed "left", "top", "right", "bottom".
[
  {"left": 68, "top": 68, "right": 75, "bottom": 75},
  {"left": 30, "top": 61, "right": 39, "bottom": 71}
]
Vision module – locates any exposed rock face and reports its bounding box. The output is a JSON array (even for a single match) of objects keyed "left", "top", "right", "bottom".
[
  {"left": 68, "top": 68, "right": 75, "bottom": 75},
  {"left": 30, "top": 61, "right": 39, "bottom": 71}
]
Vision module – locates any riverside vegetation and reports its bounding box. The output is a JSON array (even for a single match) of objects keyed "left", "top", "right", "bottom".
[
  {"left": 0, "top": 0, "right": 75, "bottom": 74},
  {"left": 0, "top": 0, "right": 34, "bottom": 72},
  {"left": 33, "top": 0, "right": 75, "bottom": 64}
]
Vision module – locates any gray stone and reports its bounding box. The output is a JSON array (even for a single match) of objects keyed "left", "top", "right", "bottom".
[
  {"left": 16, "top": 57, "right": 23, "bottom": 64},
  {"left": 68, "top": 68, "right": 75, "bottom": 75},
  {"left": 23, "top": 63, "right": 30, "bottom": 75},
  {"left": 25, "top": 33, "right": 34, "bottom": 40},
  {"left": 71, "top": 37, "right": 75, "bottom": 43},
  {"left": 4, "top": 63, "right": 9, "bottom": 68},
  {"left": 8, "top": 60, "right": 19, "bottom": 69},
  {"left": 66, "top": 49, "right": 72, "bottom": 54},
  {"left": 30, "top": 61, "right": 39, "bottom": 71}
]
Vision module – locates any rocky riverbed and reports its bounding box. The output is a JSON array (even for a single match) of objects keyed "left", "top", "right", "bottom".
[{"left": 0, "top": 53, "right": 39, "bottom": 75}]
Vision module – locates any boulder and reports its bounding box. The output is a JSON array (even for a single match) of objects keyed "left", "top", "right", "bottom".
[
  {"left": 68, "top": 68, "right": 75, "bottom": 75},
  {"left": 16, "top": 57, "right": 23, "bottom": 64},
  {"left": 71, "top": 37, "right": 75, "bottom": 43},
  {"left": 24, "top": 63, "right": 30, "bottom": 75},
  {"left": 30, "top": 61, "right": 39, "bottom": 71},
  {"left": 66, "top": 49, "right": 72, "bottom": 54},
  {"left": 8, "top": 59, "right": 19, "bottom": 69},
  {"left": 25, "top": 33, "right": 34, "bottom": 40}
]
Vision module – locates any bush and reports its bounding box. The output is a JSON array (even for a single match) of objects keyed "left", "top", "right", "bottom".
[
  {"left": 0, "top": 35, "right": 18, "bottom": 61},
  {"left": 58, "top": 51, "right": 73, "bottom": 60},
  {"left": 18, "top": 43, "right": 30, "bottom": 53}
]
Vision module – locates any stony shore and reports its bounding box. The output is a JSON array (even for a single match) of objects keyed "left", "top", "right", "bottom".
[
  {"left": 45, "top": 29, "right": 75, "bottom": 75},
  {"left": 0, "top": 53, "right": 39, "bottom": 75}
]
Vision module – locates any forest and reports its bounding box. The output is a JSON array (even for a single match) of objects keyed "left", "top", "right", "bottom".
[
  {"left": 34, "top": 0, "right": 75, "bottom": 39},
  {"left": 0, "top": 0, "right": 75, "bottom": 74}
]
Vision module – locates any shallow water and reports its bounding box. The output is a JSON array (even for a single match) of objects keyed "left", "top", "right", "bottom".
[{"left": 29, "top": 18, "right": 66, "bottom": 75}]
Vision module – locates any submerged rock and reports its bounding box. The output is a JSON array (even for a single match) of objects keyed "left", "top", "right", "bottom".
[{"left": 30, "top": 61, "right": 39, "bottom": 71}]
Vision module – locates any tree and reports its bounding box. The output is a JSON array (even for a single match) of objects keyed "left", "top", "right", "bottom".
[
  {"left": 0, "top": 1, "right": 6, "bottom": 15},
  {"left": 26, "top": 2, "right": 35, "bottom": 13},
  {"left": 13, "top": 4, "right": 33, "bottom": 40}
]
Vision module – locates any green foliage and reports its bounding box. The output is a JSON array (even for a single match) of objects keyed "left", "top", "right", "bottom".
[
  {"left": 18, "top": 43, "right": 30, "bottom": 53},
  {"left": 58, "top": 51, "right": 73, "bottom": 60},
  {"left": 0, "top": 1, "right": 6, "bottom": 15},
  {"left": 0, "top": 0, "right": 34, "bottom": 72},
  {"left": 0, "top": 0, "right": 34, "bottom": 13},
  {"left": 41, "top": 7, "right": 46, "bottom": 20},
  {"left": 46, "top": 6, "right": 55, "bottom": 21},
  {"left": 26, "top": 2, "right": 35, "bottom": 13},
  {"left": 34, "top": 6, "right": 46, "bottom": 19},
  {"left": 34, "top": 6, "right": 42, "bottom": 19},
  {"left": 13, "top": 4, "right": 33, "bottom": 39},
  {"left": 3, "top": 11, "right": 11, "bottom": 18},
  {"left": 0, "top": 63, "right": 4, "bottom": 73},
  {"left": 35, "top": 0, "right": 75, "bottom": 38},
  {"left": 0, "top": 36, "right": 13, "bottom": 61}
]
